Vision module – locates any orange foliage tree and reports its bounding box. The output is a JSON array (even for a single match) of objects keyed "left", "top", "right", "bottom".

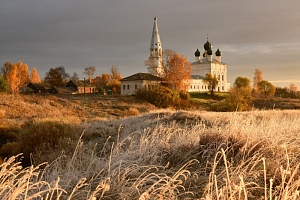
[
  {"left": 17, "top": 62, "right": 29, "bottom": 86},
  {"left": 108, "top": 65, "right": 122, "bottom": 93},
  {"left": 145, "top": 49, "right": 191, "bottom": 92},
  {"left": 94, "top": 66, "right": 123, "bottom": 94},
  {"left": 29, "top": 67, "right": 41, "bottom": 83},
  {"left": 6, "top": 64, "right": 20, "bottom": 93},
  {"left": 1, "top": 61, "right": 30, "bottom": 93},
  {"left": 162, "top": 50, "right": 191, "bottom": 91}
]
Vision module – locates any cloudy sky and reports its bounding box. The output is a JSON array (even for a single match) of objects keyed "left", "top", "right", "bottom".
[{"left": 1, "top": 0, "right": 300, "bottom": 88}]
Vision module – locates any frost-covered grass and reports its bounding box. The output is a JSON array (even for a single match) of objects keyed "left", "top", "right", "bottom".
[{"left": 1, "top": 109, "right": 300, "bottom": 199}]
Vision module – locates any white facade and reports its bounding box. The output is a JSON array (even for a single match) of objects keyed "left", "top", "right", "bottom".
[
  {"left": 121, "top": 80, "right": 162, "bottom": 95},
  {"left": 148, "top": 17, "right": 163, "bottom": 76},
  {"left": 121, "top": 73, "right": 162, "bottom": 95},
  {"left": 188, "top": 40, "right": 230, "bottom": 92}
]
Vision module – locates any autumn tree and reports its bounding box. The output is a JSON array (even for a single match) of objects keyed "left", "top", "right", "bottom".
[
  {"left": 17, "top": 62, "right": 29, "bottom": 86},
  {"left": 6, "top": 64, "right": 20, "bottom": 93},
  {"left": 203, "top": 73, "right": 219, "bottom": 96},
  {"left": 56, "top": 66, "right": 70, "bottom": 81},
  {"left": 234, "top": 76, "right": 251, "bottom": 89},
  {"left": 83, "top": 66, "right": 95, "bottom": 83},
  {"left": 95, "top": 73, "right": 110, "bottom": 87},
  {"left": 44, "top": 66, "right": 69, "bottom": 87},
  {"left": 253, "top": 68, "right": 263, "bottom": 92},
  {"left": 145, "top": 49, "right": 191, "bottom": 92},
  {"left": 1, "top": 61, "right": 30, "bottom": 93},
  {"left": 107, "top": 65, "right": 122, "bottom": 93},
  {"left": 163, "top": 52, "right": 191, "bottom": 91},
  {"left": 221, "top": 76, "right": 253, "bottom": 111},
  {"left": 257, "top": 80, "right": 275, "bottom": 97},
  {"left": 29, "top": 67, "right": 41, "bottom": 83}
]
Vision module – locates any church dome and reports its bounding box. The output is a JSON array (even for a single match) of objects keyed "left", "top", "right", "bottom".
[
  {"left": 204, "top": 40, "right": 212, "bottom": 51},
  {"left": 194, "top": 48, "right": 200, "bottom": 57},
  {"left": 215, "top": 48, "right": 222, "bottom": 56},
  {"left": 207, "top": 49, "right": 213, "bottom": 55}
]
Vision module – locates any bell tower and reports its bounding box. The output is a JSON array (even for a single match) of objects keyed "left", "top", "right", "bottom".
[{"left": 148, "top": 16, "right": 163, "bottom": 76}]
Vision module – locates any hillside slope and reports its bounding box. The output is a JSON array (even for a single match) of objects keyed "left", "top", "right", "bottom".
[
  {"left": 1, "top": 94, "right": 300, "bottom": 199},
  {"left": 0, "top": 93, "right": 157, "bottom": 127}
]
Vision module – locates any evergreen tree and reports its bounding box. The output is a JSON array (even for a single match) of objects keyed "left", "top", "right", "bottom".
[{"left": 0, "top": 74, "right": 9, "bottom": 93}]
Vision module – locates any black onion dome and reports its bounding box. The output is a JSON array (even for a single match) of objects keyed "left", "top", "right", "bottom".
[
  {"left": 204, "top": 40, "right": 212, "bottom": 51},
  {"left": 207, "top": 49, "right": 213, "bottom": 55},
  {"left": 194, "top": 48, "right": 200, "bottom": 57},
  {"left": 215, "top": 48, "right": 222, "bottom": 56}
]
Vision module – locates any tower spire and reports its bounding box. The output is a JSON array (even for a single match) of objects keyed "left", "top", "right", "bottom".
[{"left": 148, "top": 16, "right": 163, "bottom": 76}]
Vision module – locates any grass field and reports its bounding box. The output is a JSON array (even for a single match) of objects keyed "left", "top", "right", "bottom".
[{"left": 1, "top": 94, "right": 300, "bottom": 199}]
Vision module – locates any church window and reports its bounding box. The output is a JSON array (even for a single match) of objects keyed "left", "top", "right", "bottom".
[
  {"left": 123, "top": 85, "right": 125, "bottom": 90},
  {"left": 135, "top": 84, "right": 137, "bottom": 90},
  {"left": 127, "top": 85, "right": 130, "bottom": 90},
  {"left": 222, "top": 75, "right": 224, "bottom": 81}
]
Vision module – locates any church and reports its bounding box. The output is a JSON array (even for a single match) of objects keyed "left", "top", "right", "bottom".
[{"left": 120, "top": 17, "right": 230, "bottom": 95}]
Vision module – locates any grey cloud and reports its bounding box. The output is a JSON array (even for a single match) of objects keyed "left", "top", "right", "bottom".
[{"left": 1, "top": 0, "right": 300, "bottom": 88}]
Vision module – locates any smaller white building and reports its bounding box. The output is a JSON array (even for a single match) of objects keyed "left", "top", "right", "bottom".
[{"left": 121, "top": 73, "right": 162, "bottom": 95}]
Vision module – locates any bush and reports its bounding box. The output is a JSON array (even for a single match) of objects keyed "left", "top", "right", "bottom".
[
  {"left": 126, "top": 107, "right": 140, "bottom": 116},
  {"left": 0, "top": 128, "right": 19, "bottom": 148},
  {"left": 0, "top": 128, "right": 20, "bottom": 161},
  {"left": 136, "top": 86, "right": 180, "bottom": 108},
  {"left": 211, "top": 87, "right": 253, "bottom": 111},
  {"left": 0, "top": 142, "right": 22, "bottom": 160},
  {"left": 179, "top": 90, "right": 190, "bottom": 100},
  {"left": 19, "top": 121, "right": 79, "bottom": 166},
  {"left": 136, "top": 86, "right": 196, "bottom": 109}
]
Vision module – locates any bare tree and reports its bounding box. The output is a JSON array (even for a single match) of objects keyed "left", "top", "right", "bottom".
[
  {"left": 84, "top": 66, "right": 95, "bottom": 84},
  {"left": 70, "top": 72, "right": 79, "bottom": 81}
]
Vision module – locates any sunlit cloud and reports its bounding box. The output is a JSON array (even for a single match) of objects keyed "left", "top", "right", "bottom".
[{"left": 224, "top": 43, "right": 300, "bottom": 55}]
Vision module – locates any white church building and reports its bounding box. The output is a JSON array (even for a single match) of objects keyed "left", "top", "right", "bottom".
[{"left": 120, "top": 17, "right": 230, "bottom": 95}]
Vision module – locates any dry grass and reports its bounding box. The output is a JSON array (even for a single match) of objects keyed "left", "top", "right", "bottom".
[{"left": 1, "top": 94, "right": 300, "bottom": 199}]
